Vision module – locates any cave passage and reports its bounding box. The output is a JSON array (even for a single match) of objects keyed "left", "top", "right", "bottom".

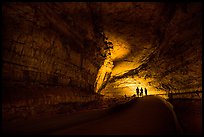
[{"left": 2, "top": 2, "right": 202, "bottom": 135}]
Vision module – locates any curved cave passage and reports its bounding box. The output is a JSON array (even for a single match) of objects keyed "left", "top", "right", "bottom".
[{"left": 2, "top": 2, "right": 202, "bottom": 135}]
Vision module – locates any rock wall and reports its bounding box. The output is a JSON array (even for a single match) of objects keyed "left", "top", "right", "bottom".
[
  {"left": 2, "top": 2, "right": 104, "bottom": 120},
  {"left": 143, "top": 3, "right": 202, "bottom": 93},
  {"left": 2, "top": 3, "right": 100, "bottom": 89},
  {"left": 103, "top": 3, "right": 202, "bottom": 96}
]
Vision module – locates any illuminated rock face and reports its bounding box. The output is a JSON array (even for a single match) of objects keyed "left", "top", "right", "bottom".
[
  {"left": 98, "top": 3, "right": 202, "bottom": 97},
  {"left": 2, "top": 2, "right": 202, "bottom": 118}
]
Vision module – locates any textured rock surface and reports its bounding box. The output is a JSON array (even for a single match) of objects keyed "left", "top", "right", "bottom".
[
  {"left": 2, "top": 2, "right": 202, "bottom": 126},
  {"left": 2, "top": 3, "right": 101, "bottom": 89},
  {"left": 2, "top": 2, "right": 106, "bottom": 120},
  {"left": 99, "top": 3, "right": 202, "bottom": 97}
]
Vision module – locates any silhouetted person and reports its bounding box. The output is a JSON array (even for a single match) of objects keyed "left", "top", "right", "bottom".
[
  {"left": 144, "top": 88, "right": 147, "bottom": 96},
  {"left": 140, "top": 88, "right": 143, "bottom": 97},
  {"left": 136, "top": 87, "right": 140, "bottom": 97}
]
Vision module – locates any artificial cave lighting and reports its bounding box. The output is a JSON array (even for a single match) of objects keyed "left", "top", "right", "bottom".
[{"left": 101, "top": 76, "right": 167, "bottom": 98}]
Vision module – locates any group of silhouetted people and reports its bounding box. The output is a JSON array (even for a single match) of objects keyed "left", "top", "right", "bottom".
[{"left": 136, "top": 87, "right": 147, "bottom": 97}]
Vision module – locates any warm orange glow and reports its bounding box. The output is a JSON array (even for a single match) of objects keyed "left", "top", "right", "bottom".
[
  {"left": 104, "top": 31, "right": 130, "bottom": 61},
  {"left": 111, "top": 44, "right": 153, "bottom": 77},
  {"left": 111, "top": 61, "right": 141, "bottom": 77},
  {"left": 94, "top": 58, "right": 113, "bottom": 93},
  {"left": 94, "top": 31, "right": 130, "bottom": 93},
  {"left": 101, "top": 77, "right": 168, "bottom": 98},
  {"left": 94, "top": 32, "right": 167, "bottom": 98}
]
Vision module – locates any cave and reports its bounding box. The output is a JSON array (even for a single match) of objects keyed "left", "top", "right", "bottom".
[{"left": 2, "top": 2, "right": 202, "bottom": 135}]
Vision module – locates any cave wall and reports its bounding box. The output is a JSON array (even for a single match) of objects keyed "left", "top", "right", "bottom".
[
  {"left": 103, "top": 3, "right": 202, "bottom": 96},
  {"left": 2, "top": 2, "right": 104, "bottom": 120},
  {"left": 2, "top": 2, "right": 99, "bottom": 90},
  {"left": 2, "top": 2, "right": 202, "bottom": 121},
  {"left": 142, "top": 3, "right": 202, "bottom": 93}
]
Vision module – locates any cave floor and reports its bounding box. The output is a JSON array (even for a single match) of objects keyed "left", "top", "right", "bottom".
[
  {"left": 170, "top": 99, "right": 202, "bottom": 135},
  {"left": 2, "top": 96, "right": 193, "bottom": 135}
]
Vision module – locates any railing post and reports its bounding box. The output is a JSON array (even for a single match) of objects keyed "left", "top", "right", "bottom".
[{"left": 168, "top": 92, "right": 173, "bottom": 101}]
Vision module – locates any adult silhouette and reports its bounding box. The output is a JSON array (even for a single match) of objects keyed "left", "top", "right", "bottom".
[
  {"left": 140, "top": 87, "right": 143, "bottom": 97},
  {"left": 136, "top": 87, "right": 140, "bottom": 97},
  {"left": 145, "top": 88, "right": 147, "bottom": 96}
]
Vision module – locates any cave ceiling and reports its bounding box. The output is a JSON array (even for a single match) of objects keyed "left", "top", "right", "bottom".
[
  {"left": 8, "top": 2, "right": 201, "bottom": 97},
  {"left": 95, "top": 2, "right": 202, "bottom": 97},
  {"left": 51, "top": 2, "right": 202, "bottom": 97}
]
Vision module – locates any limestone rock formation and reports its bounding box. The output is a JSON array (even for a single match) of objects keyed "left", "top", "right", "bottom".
[{"left": 2, "top": 2, "right": 202, "bottom": 122}]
